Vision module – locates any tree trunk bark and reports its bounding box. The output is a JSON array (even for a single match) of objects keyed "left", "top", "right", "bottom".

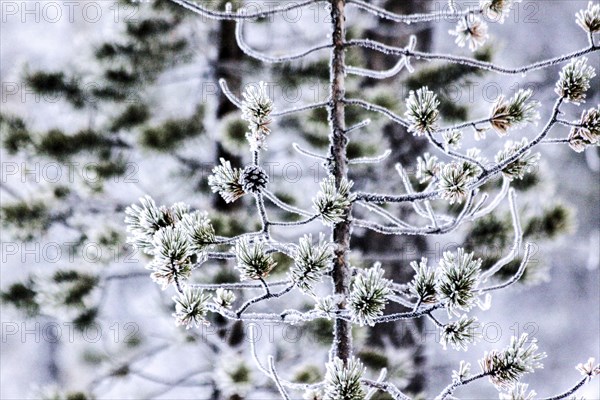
[
  {"left": 213, "top": 15, "right": 244, "bottom": 212},
  {"left": 328, "top": 0, "right": 352, "bottom": 363}
]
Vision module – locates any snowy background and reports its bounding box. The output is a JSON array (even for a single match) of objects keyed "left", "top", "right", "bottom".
[{"left": 1, "top": 0, "right": 599, "bottom": 399}]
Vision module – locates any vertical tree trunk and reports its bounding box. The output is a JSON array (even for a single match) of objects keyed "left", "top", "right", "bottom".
[
  {"left": 213, "top": 14, "right": 243, "bottom": 212},
  {"left": 328, "top": 0, "right": 352, "bottom": 362},
  {"left": 210, "top": 15, "right": 245, "bottom": 400}
]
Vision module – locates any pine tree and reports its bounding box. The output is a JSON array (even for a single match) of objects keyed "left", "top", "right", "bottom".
[{"left": 3, "top": 1, "right": 600, "bottom": 399}]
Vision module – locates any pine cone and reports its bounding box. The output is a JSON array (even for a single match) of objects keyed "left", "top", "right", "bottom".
[{"left": 240, "top": 165, "right": 269, "bottom": 193}]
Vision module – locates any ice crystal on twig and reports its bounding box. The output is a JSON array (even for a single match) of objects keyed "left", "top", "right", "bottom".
[
  {"left": 405, "top": 87, "right": 440, "bottom": 136},
  {"left": 209, "top": 158, "right": 245, "bottom": 203},
  {"left": 490, "top": 89, "right": 540, "bottom": 136},
  {"left": 349, "top": 263, "right": 392, "bottom": 326},
  {"left": 479, "top": 334, "right": 546, "bottom": 390},
  {"left": 323, "top": 357, "right": 365, "bottom": 400},
  {"left": 173, "top": 287, "right": 210, "bottom": 329},
  {"left": 555, "top": 58, "right": 596, "bottom": 105}
]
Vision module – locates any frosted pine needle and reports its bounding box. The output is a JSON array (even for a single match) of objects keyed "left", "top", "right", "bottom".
[
  {"left": 323, "top": 357, "right": 365, "bottom": 400},
  {"left": 576, "top": 357, "right": 600, "bottom": 380},
  {"left": 480, "top": 0, "right": 521, "bottom": 24},
  {"left": 452, "top": 361, "right": 471, "bottom": 382},
  {"left": 290, "top": 234, "right": 334, "bottom": 294},
  {"left": 234, "top": 237, "right": 277, "bottom": 280},
  {"left": 149, "top": 226, "right": 192, "bottom": 289},
  {"left": 313, "top": 176, "right": 354, "bottom": 226},
  {"left": 555, "top": 58, "right": 596, "bottom": 104},
  {"left": 416, "top": 153, "right": 441, "bottom": 183},
  {"left": 489, "top": 89, "right": 540, "bottom": 136},
  {"left": 440, "top": 315, "right": 480, "bottom": 351},
  {"left": 495, "top": 138, "right": 540, "bottom": 181},
  {"left": 449, "top": 15, "right": 489, "bottom": 51},
  {"left": 409, "top": 258, "right": 437, "bottom": 304},
  {"left": 241, "top": 81, "right": 274, "bottom": 151},
  {"left": 443, "top": 129, "right": 463, "bottom": 149},
  {"left": 499, "top": 383, "right": 537, "bottom": 400},
  {"left": 576, "top": 2, "right": 600, "bottom": 33},
  {"left": 479, "top": 334, "right": 546, "bottom": 390},
  {"left": 349, "top": 263, "right": 392, "bottom": 326},
  {"left": 208, "top": 158, "right": 245, "bottom": 203},
  {"left": 179, "top": 211, "right": 215, "bottom": 253},
  {"left": 568, "top": 105, "right": 600, "bottom": 152},
  {"left": 405, "top": 87, "right": 440, "bottom": 136},
  {"left": 125, "top": 196, "right": 174, "bottom": 253},
  {"left": 173, "top": 287, "right": 210, "bottom": 329},
  {"left": 438, "top": 163, "right": 473, "bottom": 204},
  {"left": 214, "top": 288, "right": 236, "bottom": 308},
  {"left": 437, "top": 248, "right": 481, "bottom": 313}
]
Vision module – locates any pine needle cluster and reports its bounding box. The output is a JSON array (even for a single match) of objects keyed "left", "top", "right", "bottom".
[
  {"left": 479, "top": 334, "right": 546, "bottom": 390},
  {"left": 449, "top": 15, "right": 489, "bottom": 51},
  {"left": 172, "top": 287, "right": 211, "bottom": 329},
  {"left": 568, "top": 105, "right": 600, "bottom": 152},
  {"left": 208, "top": 158, "right": 245, "bottom": 203},
  {"left": 349, "top": 263, "right": 392, "bottom": 326},
  {"left": 405, "top": 87, "right": 440, "bottom": 135},
  {"left": 408, "top": 258, "right": 437, "bottom": 304},
  {"left": 495, "top": 138, "right": 540, "bottom": 181},
  {"left": 576, "top": 2, "right": 600, "bottom": 33},
  {"left": 241, "top": 81, "right": 274, "bottom": 151},
  {"left": 437, "top": 249, "right": 482, "bottom": 313},
  {"left": 416, "top": 153, "right": 441, "bottom": 183},
  {"left": 125, "top": 197, "right": 215, "bottom": 289},
  {"left": 323, "top": 357, "right": 365, "bottom": 400},
  {"left": 290, "top": 234, "right": 334, "bottom": 294},
  {"left": 480, "top": 0, "right": 521, "bottom": 24},
  {"left": 489, "top": 89, "right": 540, "bottom": 136},
  {"left": 234, "top": 237, "right": 277, "bottom": 280},
  {"left": 313, "top": 177, "right": 355, "bottom": 226},
  {"left": 555, "top": 58, "right": 596, "bottom": 104},
  {"left": 440, "top": 315, "right": 480, "bottom": 351},
  {"left": 438, "top": 162, "right": 475, "bottom": 204}
]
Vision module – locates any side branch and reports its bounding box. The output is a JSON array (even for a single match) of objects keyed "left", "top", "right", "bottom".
[
  {"left": 169, "top": 0, "right": 320, "bottom": 21},
  {"left": 236, "top": 18, "right": 332, "bottom": 63},
  {"left": 348, "top": 38, "right": 600, "bottom": 75}
]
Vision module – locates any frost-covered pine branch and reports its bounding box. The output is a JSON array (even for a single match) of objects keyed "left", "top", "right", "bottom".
[{"left": 119, "top": 1, "right": 600, "bottom": 399}]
